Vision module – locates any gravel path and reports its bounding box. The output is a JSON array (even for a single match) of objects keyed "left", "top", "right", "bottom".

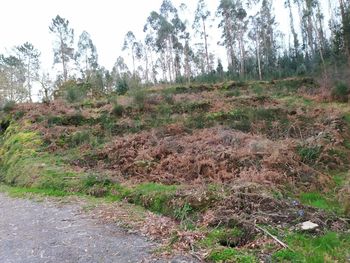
[{"left": 0, "top": 193, "right": 157, "bottom": 263}]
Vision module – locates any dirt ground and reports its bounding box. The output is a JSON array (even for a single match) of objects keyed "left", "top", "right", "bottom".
[{"left": 0, "top": 193, "right": 196, "bottom": 263}]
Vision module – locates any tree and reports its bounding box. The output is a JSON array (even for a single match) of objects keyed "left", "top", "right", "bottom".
[
  {"left": 16, "top": 42, "right": 41, "bottom": 102},
  {"left": 38, "top": 72, "right": 54, "bottom": 102},
  {"left": 123, "top": 31, "right": 143, "bottom": 77},
  {"left": 0, "top": 55, "right": 26, "bottom": 102},
  {"left": 76, "top": 31, "right": 98, "bottom": 78},
  {"left": 338, "top": 0, "right": 350, "bottom": 65},
  {"left": 217, "top": 0, "right": 236, "bottom": 73},
  {"left": 193, "top": 0, "right": 211, "bottom": 73},
  {"left": 49, "top": 15, "right": 75, "bottom": 82}
]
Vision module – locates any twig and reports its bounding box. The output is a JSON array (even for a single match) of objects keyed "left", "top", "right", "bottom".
[{"left": 255, "top": 225, "right": 292, "bottom": 251}]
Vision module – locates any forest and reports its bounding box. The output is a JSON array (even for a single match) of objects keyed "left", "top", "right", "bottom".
[
  {"left": 0, "top": 0, "right": 350, "bottom": 262},
  {"left": 0, "top": 0, "right": 349, "bottom": 102}
]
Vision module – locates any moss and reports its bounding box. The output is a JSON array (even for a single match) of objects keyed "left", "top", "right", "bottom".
[{"left": 0, "top": 123, "right": 82, "bottom": 191}]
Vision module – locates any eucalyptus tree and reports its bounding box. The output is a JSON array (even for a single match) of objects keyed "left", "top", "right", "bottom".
[
  {"left": 49, "top": 15, "right": 75, "bottom": 82},
  {"left": 75, "top": 31, "right": 98, "bottom": 79},
  {"left": 193, "top": 0, "right": 211, "bottom": 73},
  {"left": 217, "top": 0, "right": 236, "bottom": 73},
  {"left": 122, "top": 31, "right": 142, "bottom": 77},
  {"left": 16, "top": 42, "right": 41, "bottom": 101}
]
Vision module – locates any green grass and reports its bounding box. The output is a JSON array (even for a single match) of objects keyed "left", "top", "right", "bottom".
[
  {"left": 344, "top": 113, "right": 350, "bottom": 124},
  {"left": 273, "top": 232, "right": 350, "bottom": 263},
  {"left": 299, "top": 192, "right": 341, "bottom": 213},
  {"left": 297, "top": 145, "right": 322, "bottom": 164},
  {"left": 208, "top": 248, "right": 257, "bottom": 262}
]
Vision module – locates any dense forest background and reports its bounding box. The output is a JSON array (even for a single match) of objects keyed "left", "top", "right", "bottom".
[{"left": 0, "top": 0, "right": 349, "bottom": 103}]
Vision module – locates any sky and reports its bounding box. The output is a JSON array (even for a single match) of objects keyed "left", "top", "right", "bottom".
[{"left": 0, "top": 0, "right": 293, "bottom": 74}]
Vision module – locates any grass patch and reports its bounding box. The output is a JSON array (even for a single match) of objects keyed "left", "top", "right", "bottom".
[
  {"left": 273, "top": 232, "right": 350, "bottom": 263},
  {"left": 208, "top": 248, "right": 257, "bottom": 262},
  {"left": 299, "top": 192, "right": 341, "bottom": 213},
  {"left": 297, "top": 145, "right": 322, "bottom": 164}
]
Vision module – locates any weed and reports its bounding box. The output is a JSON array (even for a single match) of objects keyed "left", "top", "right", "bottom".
[
  {"left": 174, "top": 203, "right": 192, "bottom": 223},
  {"left": 297, "top": 145, "right": 322, "bottom": 164}
]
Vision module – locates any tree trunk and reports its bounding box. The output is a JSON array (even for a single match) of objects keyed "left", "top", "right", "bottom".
[
  {"left": 202, "top": 18, "right": 210, "bottom": 73},
  {"left": 339, "top": 0, "right": 350, "bottom": 66},
  {"left": 256, "top": 33, "right": 262, "bottom": 81}
]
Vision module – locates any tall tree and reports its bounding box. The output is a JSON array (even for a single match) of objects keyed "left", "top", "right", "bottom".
[
  {"left": 338, "top": 0, "right": 350, "bottom": 65},
  {"left": 16, "top": 42, "right": 41, "bottom": 102},
  {"left": 75, "top": 31, "right": 99, "bottom": 78},
  {"left": 49, "top": 15, "right": 74, "bottom": 82},
  {"left": 122, "top": 31, "right": 142, "bottom": 77},
  {"left": 0, "top": 55, "right": 26, "bottom": 102},
  {"left": 217, "top": 0, "right": 236, "bottom": 73},
  {"left": 193, "top": 0, "right": 211, "bottom": 73}
]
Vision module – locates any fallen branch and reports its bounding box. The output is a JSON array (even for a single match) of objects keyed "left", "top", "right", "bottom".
[{"left": 255, "top": 225, "right": 292, "bottom": 250}]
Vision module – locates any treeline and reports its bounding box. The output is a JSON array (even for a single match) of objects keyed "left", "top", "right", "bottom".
[{"left": 0, "top": 0, "right": 350, "bottom": 103}]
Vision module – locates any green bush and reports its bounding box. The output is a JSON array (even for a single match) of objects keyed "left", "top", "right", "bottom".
[
  {"left": 331, "top": 82, "right": 349, "bottom": 102},
  {"left": 68, "top": 131, "right": 90, "bottom": 147},
  {"left": 3, "top": 101, "right": 16, "bottom": 112},
  {"left": 112, "top": 104, "right": 124, "bottom": 117},
  {"left": 65, "top": 87, "right": 84, "bottom": 103},
  {"left": 130, "top": 88, "right": 147, "bottom": 110},
  {"left": 116, "top": 78, "right": 129, "bottom": 95}
]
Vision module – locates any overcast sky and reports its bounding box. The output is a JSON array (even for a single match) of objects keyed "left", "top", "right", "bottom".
[{"left": 0, "top": 0, "right": 328, "bottom": 73}]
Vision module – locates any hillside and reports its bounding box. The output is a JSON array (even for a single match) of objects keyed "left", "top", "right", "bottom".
[{"left": 0, "top": 78, "right": 350, "bottom": 262}]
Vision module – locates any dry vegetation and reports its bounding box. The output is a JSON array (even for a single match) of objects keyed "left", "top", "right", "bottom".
[{"left": 1, "top": 78, "right": 350, "bottom": 262}]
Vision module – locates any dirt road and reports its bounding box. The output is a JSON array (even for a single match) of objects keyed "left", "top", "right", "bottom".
[{"left": 0, "top": 193, "right": 160, "bottom": 263}]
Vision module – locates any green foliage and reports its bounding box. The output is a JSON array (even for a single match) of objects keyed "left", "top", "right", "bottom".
[
  {"left": 172, "top": 101, "right": 211, "bottom": 114},
  {"left": 331, "top": 82, "right": 349, "bottom": 102},
  {"left": 297, "top": 145, "right": 322, "bottom": 164},
  {"left": 123, "top": 183, "right": 178, "bottom": 215},
  {"left": 116, "top": 78, "right": 129, "bottom": 95},
  {"left": 65, "top": 86, "right": 86, "bottom": 103},
  {"left": 2, "top": 101, "right": 16, "bottom": 112},
  {"left": 225, "top": 90, "right": 241, "bottom": 97},
  {"left": 273, "top": 232, "right": 350, "bottom": 263},
  {"left": 68, "top": 131, "right": 91, "bottom": 147},
  {"left": 130, "top": 88, "right": 147, "bottom": 110},
  {"left": 112, "top": 103, "right": 124, "bottom": 117}
]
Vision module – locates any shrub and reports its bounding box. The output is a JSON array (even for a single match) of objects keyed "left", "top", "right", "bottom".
[
  {"left": 162, "top": 89, "right": 175, "bottom": 105},
  {"left": 65, "top": 87, "right": 84, "bottom": 103},
  {"left": 331, "top": 82, "right": 349, "bottom": 102},
  {"left": 3, "top": 101, "right": 16, "bottom": 112},
  {"left": 68, "top": 131, "right": 90, "bottom": 147},
  {"left": 130, "top": 88, "right": 147, "bottom": 110},
  {"left": 116, "top": 78, "right": 129, "bottom": 95},
  {"left": 112, "top": 104, "right": 124, "bottom": 117}
]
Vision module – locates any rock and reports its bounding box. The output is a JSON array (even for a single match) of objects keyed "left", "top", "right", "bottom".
[{"left": 300, "top": 221, "right": 319, "bottom": 231}]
